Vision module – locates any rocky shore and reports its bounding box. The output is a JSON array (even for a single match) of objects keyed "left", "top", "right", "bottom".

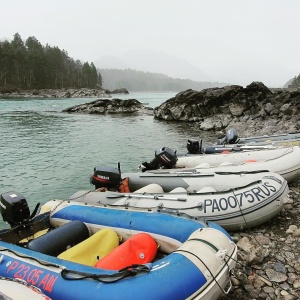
[
  {"left": 0, "top": 87, "right": 129, "bottom": 99},
  {"left": 219, "top": 176, "right": 300, "bottom": 300},
  {"left": 154, "top": 82, "right": 300, "bottom": 136}
]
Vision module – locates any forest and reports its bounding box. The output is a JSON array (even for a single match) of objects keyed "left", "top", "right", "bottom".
[{"left": 0, "top": 33, "right": 102, "bottom": 91}]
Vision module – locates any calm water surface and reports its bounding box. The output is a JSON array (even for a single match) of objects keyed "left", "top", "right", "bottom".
[{"left": 0, "top": 92, "right": 214, "bottom": 228}]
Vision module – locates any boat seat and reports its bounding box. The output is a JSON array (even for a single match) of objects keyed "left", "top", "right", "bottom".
[
  {"left": 133, "top": 183, "right": 164, "bottom": 194},
  {"left": 169, "top": 187, "right": 187, "bottom": 193},
  {"left": 58, "top": 228, "right": 120, "bottom": 266}
]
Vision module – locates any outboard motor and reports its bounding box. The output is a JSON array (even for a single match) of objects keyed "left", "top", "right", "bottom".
[
  {"left": 90, "top": 165, "right": 122, "bottom": 190},
  {"left": 1, "top": 191, "right": 30, "bottom": 227},
  {"left": 187, "top": 139, "right": 203, "bottom": 154},
  {"left": 155, "top": 147, "right": 177, "bottom": 168},
  {"left": 140, "top": 147, "right": 177, "bottom": 172},
  {"left": 217, "top": 128, "right": 239, "bottom": 144}
]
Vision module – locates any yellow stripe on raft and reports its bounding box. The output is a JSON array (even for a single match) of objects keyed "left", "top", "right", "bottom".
[{"left": 58, "top": 228, "right": 120, "bottom": 266}]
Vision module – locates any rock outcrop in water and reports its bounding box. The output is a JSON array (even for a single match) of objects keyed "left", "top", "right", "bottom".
[
  {"left": 62, "top": 98, "right": 153, "bottom": 115},
  {"left": 154, "top": 82, "right": 300, "bottom": 136}
]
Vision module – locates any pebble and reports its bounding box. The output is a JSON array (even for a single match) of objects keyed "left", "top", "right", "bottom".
[{"left": 219, "top": 176, "right": 300, "bottom": 300}]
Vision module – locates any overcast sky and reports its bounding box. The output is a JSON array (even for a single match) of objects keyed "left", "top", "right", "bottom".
[{"left": 1, "top": 0, "right": 299, "bottom": 87}]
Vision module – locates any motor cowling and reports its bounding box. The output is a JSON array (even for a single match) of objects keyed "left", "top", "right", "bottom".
[
  {"left": 1, "top": 191, "right": 30, "bottom": 227},
  {"left": 187, "top": 139, "right": 203, "bottom": 154},
  {"left": 217, "top": 128, "right": 239, "bottom": 144},
  {"left": 90, "top": 165, "right": 122, "bottom": 190},
  {"left": 154, "top": 147, "right": 177, "bottom": 168},
  {"left": 140, "top": 147, "right": 177, "bottom": 172}
]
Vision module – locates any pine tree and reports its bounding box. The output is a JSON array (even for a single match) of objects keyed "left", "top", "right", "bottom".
[{"left": 0, "top": 33, "right": 103, "bottom": 90}]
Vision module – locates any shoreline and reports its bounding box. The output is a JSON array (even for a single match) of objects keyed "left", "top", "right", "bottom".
[{"left": 0, "top": 88, "right": 129, "bottom": 99}]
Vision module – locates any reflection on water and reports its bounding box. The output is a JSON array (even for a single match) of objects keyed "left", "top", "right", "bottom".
[{"left": 0, "top": 94, "right": 215, "bottom": 229}]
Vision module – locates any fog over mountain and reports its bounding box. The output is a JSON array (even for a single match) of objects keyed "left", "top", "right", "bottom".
[
  {"left": 2, "top": 1, "right": 299, "bottom": 87},
  {"left": 94, "top": 49, "right": 214, "bottom": 83}
]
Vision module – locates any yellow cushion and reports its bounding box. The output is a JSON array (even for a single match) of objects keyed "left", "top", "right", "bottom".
[{"left": 58, "top": 228, "right": 119, "bottom": 266}]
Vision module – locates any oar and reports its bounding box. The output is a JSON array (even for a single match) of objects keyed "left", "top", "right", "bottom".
[
  {"left": 106, "top": 193, "right": 187, "bottom": 202},
  {"left": 231, "top": 145, "right": 277, "bottom": 151}
]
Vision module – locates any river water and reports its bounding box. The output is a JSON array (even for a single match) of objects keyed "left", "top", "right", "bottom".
[{"left": 0, "top": 92, "right": 214, "bottom": 229}]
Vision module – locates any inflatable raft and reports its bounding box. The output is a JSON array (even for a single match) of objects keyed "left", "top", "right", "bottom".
[
  {"left": 0, "top": 192, "right": 237, "bottom": 300},
  {"left": 186, "top": 128, "right": 300, "bottom": 154},
  {"left": 140, "top": 146, "right": 300, "bottom": 182},
  {"left": 84, "top": 168, "right": 289, "bottom": 230},
  {"left": 216, "top": 128, "right": 300, "bottom": 145}
]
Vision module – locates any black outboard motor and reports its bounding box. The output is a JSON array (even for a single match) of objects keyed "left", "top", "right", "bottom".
[
  {"left": 187, "top": 139, "right": 203, "bottom": 154},
  {"left": 90, "top": 165, "right": 122, "bottom": 190},
  {"left": 155, "top": 147, "right": 177, "bottom": 168},
  {"left": 1, "top": 191, "right": 30, "bottom": 227},
  {"left": 140, "top": 147, "right": 177, "bottom": 172},
  {"left": 217, "top": 128, "right": 239, "bottom": 144}
]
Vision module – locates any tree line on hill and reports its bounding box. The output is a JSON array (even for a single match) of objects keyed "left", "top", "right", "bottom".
[
  {"left": 100, "top": 68, "right": 228, "bottom": 92},
  {"left": 0, "top": 33, "right": 233, "bottom": 93},
  {"left": 0, "top": 33, "right": 102, "bottom": 92}
]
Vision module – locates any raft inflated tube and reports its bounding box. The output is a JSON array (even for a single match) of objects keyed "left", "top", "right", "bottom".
[
  {"left": 95, "top": 232, "right": 157, "bottom": 270},
  {"left": 58, "top": 228, "right": 120, "bottom": 266},
  {"left": 27, "top": 220, "right": 89, "bottom": 256}
]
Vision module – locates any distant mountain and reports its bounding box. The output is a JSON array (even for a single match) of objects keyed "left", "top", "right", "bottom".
[
  {"left": 94, "top": 49, "right": 212, "bottom": 82},
  {"left": 99, "top": 68, "right": 228, "bottom": 92}
]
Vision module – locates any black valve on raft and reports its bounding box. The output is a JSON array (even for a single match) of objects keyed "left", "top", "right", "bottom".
[
  {"left": 140, "top": 147, "right": 178, "bottom": 172},
  {"left": 0, "top": 191, "right": 40, "bottom": 228}
]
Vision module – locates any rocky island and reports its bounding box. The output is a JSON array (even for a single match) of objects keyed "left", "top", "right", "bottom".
[
  {"left": 62, "top": 98, "right": 153, "bottom": 115},
  {"left": 154, "top": 81, "right": 300, "bottom": 137}
]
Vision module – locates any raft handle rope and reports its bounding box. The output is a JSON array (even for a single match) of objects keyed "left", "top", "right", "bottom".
[
  {"left": 0, "top": 247, "right": 63, "bottom": 268},
  {"left": 49, "top": 190, "right": 94, "bottom": 215},
  {"left": 61, "top": 263, "right": 152, "bottom": 283},
  {"left": 232, "top": 189, "right": 266, "bottom": 240},
  {"left": 261, "top": 145, "right": 294, "bottom": 162},
  {"left": 176, "top": 248, "right": 234, "bottom": 297},
  {"left": 0, "top": 247, "right": 151, "bottom": 284}
]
